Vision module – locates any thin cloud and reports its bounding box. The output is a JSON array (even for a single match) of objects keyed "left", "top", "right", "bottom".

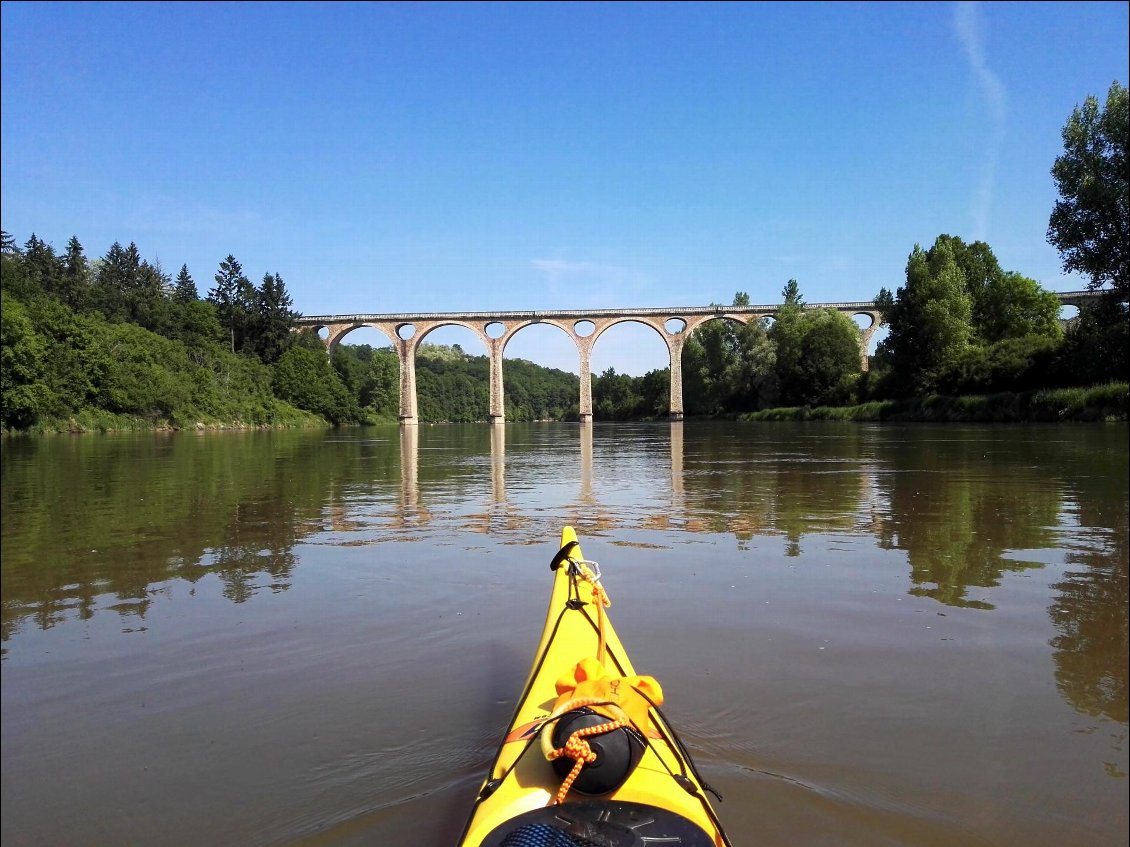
[
  {"left": 955, "top": 1, "right": 1007, "bottom": 241},
  {"left": 530, "top": 257, "right": 652, "bottom": 306},
  {"left": 123, "top": 196, "right": 262, "bottom": 237}
]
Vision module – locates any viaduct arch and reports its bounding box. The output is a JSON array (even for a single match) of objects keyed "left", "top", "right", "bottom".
[{"left": 294, "top": 291, "right": 1100, "bottom": 425}]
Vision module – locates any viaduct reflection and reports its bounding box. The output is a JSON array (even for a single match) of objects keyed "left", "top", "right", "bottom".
[{"left": 395, "top": 422, "right": 687, "bottom": 537}]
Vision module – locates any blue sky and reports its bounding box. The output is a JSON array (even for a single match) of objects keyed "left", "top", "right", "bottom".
[{"left": 2, "top": 1, "right": 1127, "bottom": 375}]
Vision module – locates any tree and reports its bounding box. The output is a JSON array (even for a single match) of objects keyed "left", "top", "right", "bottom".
[
  {"left": 254, "top": 272, "right": 298, "bottom": 364},
  {"left": 876, "top": 240, "right": 974, "bottom": 396},
  {"left": 771, "top": 280, "right": 860, "bottom": 406},
  {"left": 57, "top": 236, "right": 91, "bottom": 311},
  {"left": 771, "top": 280, "right": 808, "bottom": 404},
  {"left": 364, "top": 349, "right": 400, "bottom": 419},
  {"left": 1048, "top": 80, "right": 1129, "bottom": 300},
  {"left": 781, "top": 278, "right": 803, "bottom": 307},
  {"left": 683, "top": 292, "right": 776, "bottom": 414},
  {"left": 1, "top": 293, "right": 53, "bottom": 428},
  {"left": 976, "top": 271, "right": 1063, "bottom": 343},
  {"left": 1056, "top": 295, "right": 1129, "bottom": 385},
  {"left": 1, "top": 230, "right": 19, "bottom": 255},
  {"left": 129, "top": 258, "right": 173, "bottom": 333},
  {"left": 792, "top": 309, "right": 862, "bottom": 405},
  {"left": 23, "top": 234, "right": 60, "bottom": 296},
  {"left": 592, "top": 366, "right": 640, "bottom": 420},
  {"left": 926, "top": 234, "right": 1063, "bottom": 344},
  {"left": 173, "top": 264, "right": 198, "bottom": 304},
  {"left": 272, "top": 345, "right": 356, "bottom": 424},
  {"left": 92, "top": 241, "right": 136, "bottom": 321},
  {"left": 208, "top": 255, "right": 254, "bottom": 354}
]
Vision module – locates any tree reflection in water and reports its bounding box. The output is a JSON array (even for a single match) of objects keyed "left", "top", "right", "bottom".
[{"left": 2, "top": 422, "right": 1126, "bottom": 730}]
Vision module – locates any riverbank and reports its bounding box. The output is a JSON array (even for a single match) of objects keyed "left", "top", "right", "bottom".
[
  {"left": 740, "top": 382, "right": 1128, "bottom": 423},
  {"left": 3, "top": 407, "right": 332, "bottom": 436},
  {"left": 6, "top": 383, "right": 1127, "bottom": 434}
]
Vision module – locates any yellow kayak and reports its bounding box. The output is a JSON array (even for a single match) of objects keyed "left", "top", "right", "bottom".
[{"left": 457, "top": 526, "right": 732, "bottom": 847}]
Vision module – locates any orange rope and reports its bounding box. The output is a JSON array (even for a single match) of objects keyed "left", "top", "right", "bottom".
[
  {"left": 546, "top": 717, "right": 628, "bottom": 805},
  {"left": 591, "top": 582, "right": 611, "bottom": 664}
]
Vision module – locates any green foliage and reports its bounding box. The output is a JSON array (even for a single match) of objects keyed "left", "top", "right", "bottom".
[
  {"left": 741, "top": 383, "right": 1127, "bottom": 423},
  {"left": 293, "top": 328, "right": 329, "bottom": 352},
  {"left": 173, "top": 264, "right": 198, "bottom": 304},
  {"left": 59, "top": 235, "right": 91, "bottom": 311},
  {"left": 90, "top": 322, "right": 194, "bottom": 418},
  {"left": 875, "top": 233, "right": 1117, "bottom": 402},
  {"left": 0, "top": 241, "right": 39, "bottom": 301},
  {"left": 593, "top": 366, "right": 639, "bottom": 420},
  {"left": 878, "top": 238, "right": 976, "bottom": 396},
  {"left": 411, "top": 344, "right": 493, "bottom": 422},
  {"left": 792, "top": 309, "right": 864, "bottom": 405},
  {"left": 23, "top": 234, "right": 62, "bottom": 296},
  {"left": 28, "top": 298, "right": 103, "bottom": 417},
  {"left": 976, "top": 271, "right": 1063, "bottom": 343},
  {"left": 327, "top": 342, "right": 581, "bottom": 423},
  {"left": 352, "top": 344, "right": 397, "bottom": 418},
  {"left": 1055, "top": 296, "right": 1129, "bottom": 385},
  {"left": 942, "top": 334, "right": 1062, "bottom": 395},
  {"left": 503, "top": 356, "right": 580, "bottom": 421},
  {"left": 927, "top": 234, "right": 1061, "bottom": 343},
  {"left": 273, "top": 346, "right": 358, "bottom": 425},
  {"left": 2, "top": 242, "right": 323, "bottom": 431},
  {"left": 187, "top": 347, "right": 313, "bottom": 427},
  {"left": 1, "top": 293, "right": 53, "bottom": 428},
  {"left": 771, "top": 281, "right": 860, "bottom": 406},
  {"left": 586, "top": 365, "right": 669, "bottom": 420},
  {"left": 207, "top": 255, "right": 255, "bottom": 354},
  {"left": 91, "top": 241, "right": 138, "bottom": 322},
  {"left": 417, "top": 342, "right": 469, "bottom": 362},
  {"left": 683, "top": 292, "right": 778, "bottom": 414},
  {"left": 254, "top": 272, "right": 299, "bottom": 364},
  {"left": 1, "top": 214, "right": 1124, "bottom": 431},
  {"left": 171, "top": 299, "right": 227, "bottom": 349},
  {"left": 1048, "top": 80, "right": 1129, "bottom": 299}
]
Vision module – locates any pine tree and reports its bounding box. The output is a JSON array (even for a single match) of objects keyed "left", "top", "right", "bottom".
[
  {"left": 94, "top": 242, "right": 125, "bottom": 320},
  {"left": 173, "top": 264, "right": 198, "bottom": 303},
  {"left": 60, "top": 235, "right": 90, "bottom": 311},
  {"left": 23, "top": 234, "right": 61, "bottom": 294},
  {"left": 255, "top": 272, "right": 299, "bottom": 363},
  {"left": 208, "top": 255, "right": 252, "bottom": 353},
  {"left": 122, "top": 242, "right": 143, "bottom": 292}
]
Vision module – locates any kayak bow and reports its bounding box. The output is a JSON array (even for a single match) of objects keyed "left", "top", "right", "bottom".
[{"left": 457, "top": 526, "right": 731, "bottom": 847}]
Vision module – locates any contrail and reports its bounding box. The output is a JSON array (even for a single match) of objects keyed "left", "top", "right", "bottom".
[{"left": 954, "top": 1, "right": 1007, "bottom": 242}]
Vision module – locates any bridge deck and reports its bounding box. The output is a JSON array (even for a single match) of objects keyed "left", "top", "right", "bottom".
[{"left": 295, "top": 291, "right": 1097, "bottom": 326}]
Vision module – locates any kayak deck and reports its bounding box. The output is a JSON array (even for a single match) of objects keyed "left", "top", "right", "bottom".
[{"left": 457, "top": 527, "right": 730, "bottom": 847}]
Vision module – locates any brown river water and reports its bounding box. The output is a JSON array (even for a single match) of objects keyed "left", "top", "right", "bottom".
[{"left": 1, "top": 421, "right": 1126, "bottom": 846}]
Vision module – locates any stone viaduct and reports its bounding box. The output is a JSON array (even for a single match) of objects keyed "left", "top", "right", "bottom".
[{"left": 295, "top": 291, "right": 1100, "bottom": 425}]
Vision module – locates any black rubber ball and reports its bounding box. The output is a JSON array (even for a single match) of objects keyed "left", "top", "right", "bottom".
[{"left": 550, "top": 709, "right": 644, "bottom": 796}]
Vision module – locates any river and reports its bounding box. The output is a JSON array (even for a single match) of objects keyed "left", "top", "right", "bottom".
[{"left": 1, "top": 421, "right": 1127, "bottom": 846}]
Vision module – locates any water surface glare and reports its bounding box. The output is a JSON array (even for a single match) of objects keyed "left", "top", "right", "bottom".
[{"left": 1, "top": 421, "right": 1126, "bottom": 846}]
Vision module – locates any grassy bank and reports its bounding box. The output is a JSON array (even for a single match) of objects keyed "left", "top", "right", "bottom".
[
  {"left": 739, "top": 382, "right": 1129, "bottom": 423},
  {"left": 8, "top": 406, "right": 331, "bottom": 435}
]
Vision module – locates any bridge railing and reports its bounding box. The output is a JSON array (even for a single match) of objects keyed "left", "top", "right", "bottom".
[
  {"left": 296, "top": 302, "right": 884, "bottom": 325},
  {"left": 293, "top": 290, "right": 1099, "bottom": 326}
]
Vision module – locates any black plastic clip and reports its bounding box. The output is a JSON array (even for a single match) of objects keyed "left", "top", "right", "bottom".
[{"left": 550, "top": 540, "right": 579, "bottom": 571}]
